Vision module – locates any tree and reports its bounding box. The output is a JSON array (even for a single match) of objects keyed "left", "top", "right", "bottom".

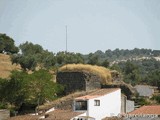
[
  {"left": 120, "top": 61, "right": 141, "bottom": 85},
  {"left": 0, "top": 70, "right": 64, "bottom": 111},
  {"left": 147, "top": 70, "right": 160, "bottom": 88},
  {"left": 0, "top": 33, "right": 19, "bottom": 54},
  {"left": 87, "top": 53, "right": 100, "bottom": 65},
  {"left": 29, "top": 69, "right": 64, "bottom": 104},
  {"left": 19, "top": 41, "right": 43, "bottom": 56},
  {"left": 101, "top": 59, "right": 110, "bottom": 68},
  {"left": 0, "top": 71, "right": 29, "bottom": 109},
  {"left": 56, "top": 51, "right": 84, "bottom": 65},
  {"left": 11, "top": 41, "right": 57, "bottom": 70}
]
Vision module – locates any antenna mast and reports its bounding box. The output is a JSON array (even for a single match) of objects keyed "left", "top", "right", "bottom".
[
  {"left": 66, "top": 25, "right": 67, "bottom": 53},
  {"left": 66, "top": 25, "right": 68, "bottom": 70}
]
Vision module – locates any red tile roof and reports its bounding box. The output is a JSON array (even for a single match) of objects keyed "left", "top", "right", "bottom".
[
  {"left": 8, "top": 115, "right": 39, "bottom": 120},
  {"left": 129, "top": 105, "right": 160, "bottom": 115},
  {"left": 45, "top": 109, "right": 84, "bottom": 120},
  {"left": 75, "top": 88, "right": 120, "bottom": 100}
]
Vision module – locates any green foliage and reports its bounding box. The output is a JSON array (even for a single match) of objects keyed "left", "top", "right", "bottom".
[
  {"left": 101, "top": 59, "right": 110, "bottom": 68},
  {"left": 0, "top": 70, "right": 64, "bottom": 110},
  {"left": 147, "top": 70, "right": 160, "bottom": 88},
  {"left": 87, "top": 53, "right": 100, "bottom": 65},
  {"left": 136, "top": 97, "right": 150, "bottom": 106},
  {"left": 119, "top": 61, "right": 141, "bottom": 85},
  {"left": 12, "top": 41, "right": 84, "bottom": 70},
  {"left": 0, "top": 33, "right": 19, "bottom": 54},
  {"left": 41, "top": 51, "right": 56, "bottom": 69},
  {"left": 19, "top": 42, "right": 43, "bottom": 56},
  {"left": 0, "top": 71, "right": 28, "bottom": 109},
  {"left": 151, "top": 95, "right": 160, "bottom": 104},
  {"left": 11, "top": 42, "right": 56, "bottom": 70},
  {"left": 83, "top": 48, "right": 160, "bottom": 62},
  {"left": 56, "top": 51, "right": 84, "bottom": 65},
  {"left": 112, "top": 58, "right": 160, "bottom": 86},
  {"left": 110, "top": 64, "right": 121, "bottom": 72}
]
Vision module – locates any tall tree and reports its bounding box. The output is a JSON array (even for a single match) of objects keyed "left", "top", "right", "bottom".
[
  {"left": 11, "top": 41, "right": 56, "bottom": 70},
  {"left": 0, "top": 33, "right": 19, "bottom": 54}
]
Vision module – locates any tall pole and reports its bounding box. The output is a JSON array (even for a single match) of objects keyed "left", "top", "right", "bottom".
[
  {"left": 66, "top": 25, "right": 67, "bottom": 53},
  {"left": 66, "top": 25, "right": 67, "bottom": 70}
]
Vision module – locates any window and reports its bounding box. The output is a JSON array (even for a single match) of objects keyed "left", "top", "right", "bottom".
[
  {"left": 94, "top": 100, "right": 100, "bottom": 106},
  {"left": 75, "top": 100, "right": 87, "bottom": 110}
]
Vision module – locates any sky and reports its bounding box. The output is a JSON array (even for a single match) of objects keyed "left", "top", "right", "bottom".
[{"left": 0, "top": 0, "right": 160, "bottom": 54}]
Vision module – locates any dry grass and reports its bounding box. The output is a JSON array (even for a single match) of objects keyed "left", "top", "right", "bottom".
[
  {"left": 59, "top": 64, "right": 112, "bottom": 84},
  {"left": 0, "top": 54, "right": 21, "bottom": 79}
]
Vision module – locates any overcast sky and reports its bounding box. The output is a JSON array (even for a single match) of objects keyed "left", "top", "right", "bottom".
[{"left": 0, "top": 0, "right": 160, "bottom": 54}]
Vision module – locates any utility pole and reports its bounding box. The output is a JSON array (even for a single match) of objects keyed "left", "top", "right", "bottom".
[{"left": 66, "top": 25, "right": 68, "bottom": 70}]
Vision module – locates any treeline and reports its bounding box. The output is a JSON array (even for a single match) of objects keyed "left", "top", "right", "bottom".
[
  {"left": 83, "top": 48, "right": 160, "bottom": 62},
  {"left": 112, "top": 59, "right": 160, "bottom": 88},
  {"left": 1, "top": 33, "right": 160, "bottom": 71},
  {"left": 11, "top": 41, "right": 84, "bottom": 71}
]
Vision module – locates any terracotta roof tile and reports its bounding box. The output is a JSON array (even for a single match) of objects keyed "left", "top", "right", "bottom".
[
  {"left": 45, "top": 109, "right": 84, "bottom": 120},
  {"left": 75, "top": 95, "right": 101, "bottom": 100},
  {"left": 75, "top": 88, "right": 120, "bottom": 100},
  {"left": 8, "top": 115, "right": 39, "bottom": 120},
  {"left": 129, "top": 105, "right": 160, "bottom": 115}
]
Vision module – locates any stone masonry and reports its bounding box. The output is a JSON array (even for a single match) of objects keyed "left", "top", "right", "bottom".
[{"left": 56, "top": 72, "right": 101, "bottom": 94}]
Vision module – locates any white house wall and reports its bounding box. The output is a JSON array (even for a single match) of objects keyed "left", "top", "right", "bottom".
[{"left": 87, "top": 89, "right": 121, "bottom": 120}]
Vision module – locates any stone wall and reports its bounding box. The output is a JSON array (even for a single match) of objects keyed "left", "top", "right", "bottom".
[
  {"left": 0, "top": 109, "right": 10, "bottom": 120},
  {"left": 56, "top": 72, "right": 101, "bottom": 94}
]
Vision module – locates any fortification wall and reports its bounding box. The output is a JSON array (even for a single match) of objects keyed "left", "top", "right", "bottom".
[{"left": 56, "top": 72, "right": 101, "bottom": 94}]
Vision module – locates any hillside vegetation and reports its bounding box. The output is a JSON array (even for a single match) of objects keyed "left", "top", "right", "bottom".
[
  {"left": 59, "top": 64, "right": 112, "bottom": 84},
  {"left": 0, "top": 54, "right": 20, "bottom": 78}
]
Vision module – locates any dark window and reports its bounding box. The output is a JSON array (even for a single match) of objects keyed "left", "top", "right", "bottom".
[
  {"left": 75, "top": 100, "right": 87, "bottom": 111},
  {"left": 94, "top": 100, "right": 100, "bottom": 106}
]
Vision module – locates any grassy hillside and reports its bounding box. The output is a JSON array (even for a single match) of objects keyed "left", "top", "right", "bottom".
[
  {"left": 0, "top": 54, "right": 21, "bottom": 78},
  {"left": 59, "top": 64, "right": 112, "bottom": 84}
]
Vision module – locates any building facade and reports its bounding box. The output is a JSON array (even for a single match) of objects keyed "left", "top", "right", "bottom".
[{"left": 72, "top": 88, "right": 121, "bottom": 120}]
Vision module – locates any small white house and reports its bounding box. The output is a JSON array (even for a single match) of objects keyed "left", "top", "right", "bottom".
[{"left": 72, "top": 88, "right": 121, "bottom": 120}]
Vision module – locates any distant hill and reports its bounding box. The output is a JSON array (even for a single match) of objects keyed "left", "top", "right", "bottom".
[
  {"left": 83, "top": 48, "right": 160, "bottom": 63},
  {"left": 0, "top": 54, "right": 21, "bottom": 78}
]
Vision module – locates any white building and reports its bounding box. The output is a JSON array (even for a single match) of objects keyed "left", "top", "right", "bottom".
[{"left": 72, "top": 88, "right": 121, "bottom": 120}]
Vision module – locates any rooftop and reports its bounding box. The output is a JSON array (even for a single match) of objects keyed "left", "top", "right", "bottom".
[
  {"left": 75, "top": 88, "right": 120, "bottom": 100},
  {"left": 134, "top": 85, "right": 158, "bottom": 89},
  {"left": 129, "top": 105, "right": 160, "bottom": 115},
  {"left": 8, "top": 115, "right": 39, "bottom": 120},
  {"left": 44, "top": 109, "right": 84, "bottom": 120}
]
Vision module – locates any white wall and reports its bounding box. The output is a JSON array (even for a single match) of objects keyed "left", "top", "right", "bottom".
[
  {"left": 0, "top": 109, "right": 10, "bottom": 120},
  {"left": 87, "top": 89, "right": 121, "bottom": 120},
  {"left": 126, "top": 100, "right": 134, "bottom": 113}
]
